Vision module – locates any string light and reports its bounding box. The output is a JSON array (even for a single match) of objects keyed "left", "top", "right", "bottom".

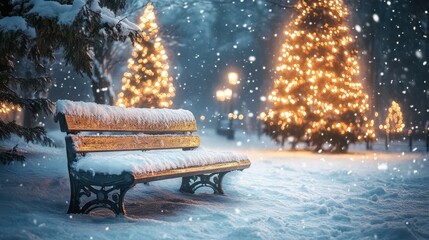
[
  {"left": 385, "top": 101, "right": 405, "bottom": 134},
  {"left": 116, "top": 3, "right": 175, "bottom": 108},
  {"left": 260, "top": 0, "right": 375, "bottom": 148},
  {"left": 0, "top": 103, "right": 21, "bottom": 115}
]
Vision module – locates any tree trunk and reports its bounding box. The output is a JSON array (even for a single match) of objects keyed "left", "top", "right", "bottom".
[
  {"left": 339, "top": 143, "right": 349, "bottom": 153},
  {"left": 22, "top": 108, "right": 33, "bottom": 128},
  {"left": 291, "top": 140, "right": 297, "bottom": 150},
  {"left": 91, "top": 44, "right": 116, "bottom": 106},
  {"left": 91, "top": 63, "right": 115, "bottom": 105},
  {"left": 385, "top": 132, "right": 389, "bottom": 150},
  {"left": 91, "top": 78, "right": 105, "bottom": 104},
  {"left": 314, "top": 143, "right": 323, "bottom": 153}
]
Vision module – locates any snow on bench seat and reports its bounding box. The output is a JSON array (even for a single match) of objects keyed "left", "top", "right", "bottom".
[
  {"left": 57, "top": 100, "right": 251, "bottom": 215},
  {"left": 56, "top": 100, "right": 197, "bottom": 132},
  {"left": 56, "top": 100, "right": 195, "bottom": 125},
  {"left": 74, "top": 149, "right": 249, "bottom": 176}
]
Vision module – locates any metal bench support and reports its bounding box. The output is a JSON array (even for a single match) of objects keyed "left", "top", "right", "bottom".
[
  {"left": 180, "top": 172, "right": 228, "bottom": 194},
  {"left": 67, "top": 173, "right": 135, "bottom": 215},
  {"left": 57, "top": 101, "right": 250, "bottom": 216}
]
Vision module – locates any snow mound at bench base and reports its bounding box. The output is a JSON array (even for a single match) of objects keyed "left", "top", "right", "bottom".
[{"left": 73, "top": 149, "right": 249, "bottom": 175}]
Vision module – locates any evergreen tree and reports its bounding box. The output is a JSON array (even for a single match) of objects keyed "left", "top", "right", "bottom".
[
  {"left": 385, "top": 101, "right": 405, "bottom": 135},
  {"left": 0, "top": 0, "right": 140, "bottom": 163},
  {"left": 260, "top": 0, "right": 375, "bottom": 152},
  {"left": 116, "top": 3, "right": 175, "bottom": 108}
]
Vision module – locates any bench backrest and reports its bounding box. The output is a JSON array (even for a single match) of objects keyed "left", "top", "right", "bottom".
[{"left": 56, "top": 100, "right": 200, "bottom": 153}]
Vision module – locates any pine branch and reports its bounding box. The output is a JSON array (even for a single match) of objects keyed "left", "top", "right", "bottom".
[
  {"left": 0, "top": 55, "right": 15, "bottom": 74},
  {"left": 0, "top": 120, "right": 55, "bottom": 147},
  {"left": 0, "top": 88, "right": 54, "bottom": 116},
  {"left": 0, "top": 29, "right": 31, "bottom": 61},
  {"left": 17, "top": 76, "right": 54, "bottom": 94},
  {"left": 99, "top": 0, "right": 127, "bottom": 14},
  {"left": 0, "top": 145, "right": 25, "bottom": 165},
  {"left": 0, "top": 73, "right": 54, "bottom": 95}
]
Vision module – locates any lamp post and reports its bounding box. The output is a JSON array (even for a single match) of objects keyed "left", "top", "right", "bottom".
[
  {"left": 215, "top": 71, "right": 240, "bottom": 139},
  {"left": 224, "top": 88, "right": 232, "bottom": 101},
  {"left": 226, "top": 71, "right": 239, "bottom": 140},
  {"left": 384, "top": 126, "right": 389, "bottom": 151},
  {"left": 216, "top": 89, "right": 226, "bottom": 105},
  {"left": 228, "top": 72, "right": 239, "bottom": 85},
  {"left": 216, "top": 89, "right": 226, "bottom": 135},
  {"left": 408, "top": 129, "right": 413, "bottom": 152}
]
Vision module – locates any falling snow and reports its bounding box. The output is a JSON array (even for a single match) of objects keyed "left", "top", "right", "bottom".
[{"left": 1, "top": 0, "right": 429, "bottom": 239}]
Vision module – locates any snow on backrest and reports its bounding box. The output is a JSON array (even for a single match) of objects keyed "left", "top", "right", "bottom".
[{"left": 56, "top": 100, "right": 197, "bottom": 133}]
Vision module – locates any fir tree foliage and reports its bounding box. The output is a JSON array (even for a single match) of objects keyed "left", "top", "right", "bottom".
[
  {"left": 260, "top": 0, "right": 375, "bottom": 152},
  {"left": 0, "top": 0, "right": 140, "bottom": 163},
  {"left": 0, "top": 145, "right": 24, "bottom": 165},
  {"left": 116, "top": 3, "right": 175, "bottom": 108}
]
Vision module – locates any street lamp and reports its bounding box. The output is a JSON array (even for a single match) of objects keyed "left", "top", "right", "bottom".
[
  {"left": 216, "top": 89, "right": 227, "bottom": 119},
  {"left": 216, "top": 90, "right": 226, "bottom": 102},
  {"left": 228, "top": 72, "right": 239, "bottom": 85},
  {"left": 216, "top": 89, "right": 228, "bottom": 136},
  {"left": 226, "top": 72, "right": 239, "bottom": 140},
  {"left": 224, "top": 88, "right": 232, "bottom": 100},
  {"left": 215, "top": 71, "right": 240, "bottom": 140}
]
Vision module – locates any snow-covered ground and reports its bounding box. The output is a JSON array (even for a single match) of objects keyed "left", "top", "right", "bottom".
[{"left": 0, "top": 129, "right": 428, "bottom": 239}]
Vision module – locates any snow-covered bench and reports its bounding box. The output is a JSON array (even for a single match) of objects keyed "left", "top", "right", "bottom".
[{"left": 56, "top": 100, "right": 251, "bottom": 215}]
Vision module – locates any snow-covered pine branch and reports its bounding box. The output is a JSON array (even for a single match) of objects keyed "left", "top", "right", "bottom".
[{"left": 0, "top": 0, "right": 141, "bottom": 163}]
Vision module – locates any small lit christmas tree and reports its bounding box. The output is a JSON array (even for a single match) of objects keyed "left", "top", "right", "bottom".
[
  {"left": 260, "top": 0, "right": 375, "bottom": 152},
  {"left": 116, "top": 3, "right": 175, "bottom": 108},
  {"left": 385, "top": 101, "right": 405, "bottom": 134}
]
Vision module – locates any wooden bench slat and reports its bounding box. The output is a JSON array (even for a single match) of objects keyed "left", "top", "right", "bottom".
[
  {"left": 59, "top": 114, "right": 197, "bottom": 133},
  {"left": 70, "top": 135, "right": 200, "bottom": 153},
  {"left": 133, "top": 160, "right": 251, "bottom": 183},
  {"left": 56, "top": 100, "right": 197, "bottom": 133}
]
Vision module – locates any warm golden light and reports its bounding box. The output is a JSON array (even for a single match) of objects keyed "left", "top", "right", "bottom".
[
  {"left": 116, "top": 3, "right": 175, "bottom": 108},
  {"left": 0, "top": 103, "right": 21, "bottom": 114},
  {"left": 228, "top": 72, "right": 239, "bottom": 85},
  {"left": 385, "top": 101, "right": 405, "bottom": 134},
  {"left": 216, "top": 90, "right": 226, "bottom": 102},
  {"left": 224, "top": 88, "right": 233, "bottom": 100},
  {"left": 260, "top": 0, "right": 375, "bottom": 150}
]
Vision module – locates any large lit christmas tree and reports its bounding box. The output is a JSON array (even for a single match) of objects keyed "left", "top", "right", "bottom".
[
  {"left": 116, "top": 3, "right": 175, "bottom": 108},
  {"left": 260, "top": 0, "right": 375, "bottom": 152}
]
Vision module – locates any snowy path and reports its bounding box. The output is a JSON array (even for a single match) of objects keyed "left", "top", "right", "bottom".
[{"left": 0, "top": 131, "right": 428, "bottom": 239}]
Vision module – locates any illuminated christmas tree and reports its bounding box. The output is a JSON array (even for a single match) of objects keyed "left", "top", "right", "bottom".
[
  {"left": 385, "top": 101, "right": 405, "bottom": 134},
  {"left": 116, "top": 3, "right": 175, "bottom": 108},
  {"left": 260, "top": 0, "right": 375, "bottom": 152}
]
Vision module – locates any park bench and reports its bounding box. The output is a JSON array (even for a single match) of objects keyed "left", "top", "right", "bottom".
[{"left": 56, "top": 100, "right": 251, "bottom": 215}]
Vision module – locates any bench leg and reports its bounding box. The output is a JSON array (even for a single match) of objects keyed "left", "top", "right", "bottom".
[
  {"left": 180, "top": 172, "right": 228, "bottom": 194},
  {"left": 81, "top": 184, "right": 134, "bottom": 215},
  {"left": 67, "top": 174, "right": 81, "bottom": 214},
  {"left": 67, "top": 173, "right": 134, "bottom": 215}
]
